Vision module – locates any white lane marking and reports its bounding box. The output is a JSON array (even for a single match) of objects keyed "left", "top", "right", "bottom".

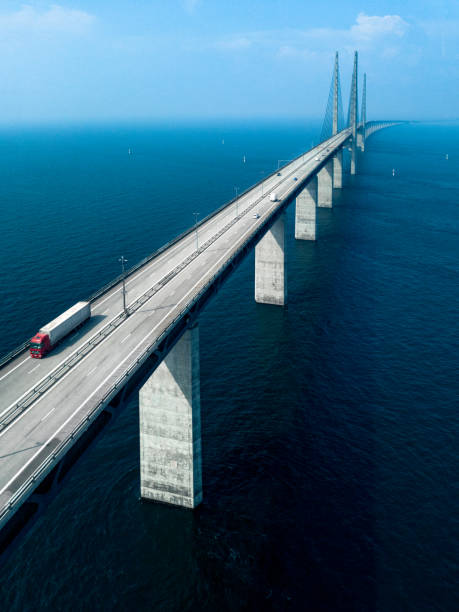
[
  {"left": 0, "top": 326, "right": 114, "bottom": 440},
  {"left": 0, "top": 237, "right": 203, "bottom": 439},
  {"left": 86, "top": 367, "right": 97, "bottom": 377},
  {"left": 0, "top": 132, "right": 349, "bottom": 428},
  {"left": 0, "top": 247, "right": 193, "bottom": 422},
  {"left": 28, "top": 365, "right": 40, "bottom": 374},
  {"left": 85, "top": 139, "right": 335, "bottom": 320},
  {"left": 40, "top": 407, "right": 55, "bottom": 422},
  {"left": 0, "top": 357, "right": 30, "bottom": 383},
  {"left": 0, "top": 147, "right": 352, "bottom": 495},
  {"left": 0, "top": 216, "right": 227, "bottom": 429},
  {"left": 91, "top": 213, "right": 205, "bottom": 312},
  {"left": 88, "top": 150, "right": 311, "bottom": 314},
  {"left": 0, "top": 306, "right": 124, "bottom": 421},
  {"left": 0, "top": 196, "right": 300, "bottom": 496},
  {"left": 121, "top": 334, "right": 131, "bottom": 344}
]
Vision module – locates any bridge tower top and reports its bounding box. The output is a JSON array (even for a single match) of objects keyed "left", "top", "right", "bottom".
[
  {"left": 348, "top": 50, "right": 359, "bottom": 139},
  {"left": 332, "top": 51, "right": 339, "bottom": 136}
]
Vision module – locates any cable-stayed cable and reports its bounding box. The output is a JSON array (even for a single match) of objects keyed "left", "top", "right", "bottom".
[{"left": 320, "top": 67, "right": 335, "bottom": 142}]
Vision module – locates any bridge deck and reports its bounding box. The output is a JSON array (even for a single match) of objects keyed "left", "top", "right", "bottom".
[{"left": 0, "top": 129, "right": 352, "bottom": 527}]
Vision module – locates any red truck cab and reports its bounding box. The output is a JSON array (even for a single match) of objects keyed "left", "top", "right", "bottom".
[{"left": 29, "top": 333, "right": 51, "bottom": 359}]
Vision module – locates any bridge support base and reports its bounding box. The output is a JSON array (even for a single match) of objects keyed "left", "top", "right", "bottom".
[
  {"left": 139, "top": 325, "right": 203, "bottom": 509},
  {"left": 318, "top": 160, "right": 333, "bottom": 208},
  {"left": 333, "top": 150, "right": 343, "bottom": 189},
  {"left": 255, "top": 213, "right": 286, "bottom": 305},
  {"left": 350, "top": 144, "right": 357, "bottom": 175},
  {"left": 295, "top": 177, "right": 316, "bottom": 240}
]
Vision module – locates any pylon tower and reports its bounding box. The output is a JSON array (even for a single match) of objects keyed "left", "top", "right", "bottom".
[{"left": 349, "top": 51, "right": 358, "bottom": 174}]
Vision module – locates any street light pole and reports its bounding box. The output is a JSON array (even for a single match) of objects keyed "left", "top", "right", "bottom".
[
  {"left": 118, "top": 256, "right": 128, "bottom": 316},
  {"left": 193, "top": 212, "right": 200, "bottom": 251},
  {"left": 234, "top": 186, "right": 239, "bottom": 216}
]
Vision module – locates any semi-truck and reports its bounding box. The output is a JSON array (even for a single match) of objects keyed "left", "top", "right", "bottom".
[
  {"left": 270, "top": 192, "right": 278, "bottom": 202},
  {"left": 29, "top": 301, "right": 91, "bottom": 358}
]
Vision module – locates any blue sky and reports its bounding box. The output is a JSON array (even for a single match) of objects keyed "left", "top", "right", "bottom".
[{"left": 0, "top": 1, "right": 457, "bottom": 122}]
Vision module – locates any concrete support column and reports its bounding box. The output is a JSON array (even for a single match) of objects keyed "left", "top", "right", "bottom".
[
  {"left": 350, "top": 144, "right": 357, "bottom": 175},
  {"left": 357, "top": 132, "right": 364, "bottom": 152},
  {"left": 255, "top": 213, "right": 286, "bottom": 305},
  {"left": 318, "top": 160, "right": 333, "bottom": 208},
  {"left": 139, "top": 325, "right": 203, "bottom": 509},
  {"left": 333, "top": 150, "right": 343, "bottom": 189},
  {"left": 295, "top": 178, "right": 317, "bottom": 240}
]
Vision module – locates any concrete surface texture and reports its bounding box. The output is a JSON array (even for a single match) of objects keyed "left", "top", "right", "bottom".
[
  {"left": 295, "top": 178, "right": 317, "bottom": 241},
  {"left": 255, "top": 213, "right": 287, "bottom": 306},
  {"left": 333, "top": 150, "right": 343, "bottom": 189},
  {"left": 139, "top": 325, "right": 203, "bottom": 508},
  {"left": 351, "top": 143, "right": 357, "bottom": 175},
  {"left": 318, "top": 161, "right": 333, "bottom": 208}
]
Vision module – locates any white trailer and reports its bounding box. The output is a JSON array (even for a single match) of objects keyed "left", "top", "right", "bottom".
[{"left": 40, "top": 301, "right": 91, "bottom": 346}]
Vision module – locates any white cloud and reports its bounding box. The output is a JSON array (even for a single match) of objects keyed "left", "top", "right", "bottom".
[
  {"left": 183, "top": 0, "right": 201, "bottom": 14},
  {"left": 350, "top": 13, "right": 408, "bottom": 41},
  {"left": 0, "top": 4, "right": 95, "bottom": 36},
  {"left": 214, "top": 13, "right": 409, "bottom": 59}
]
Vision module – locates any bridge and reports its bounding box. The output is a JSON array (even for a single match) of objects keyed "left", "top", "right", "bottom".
[{"left": 0, "top": 52, "right": 403, "bottom": 549}]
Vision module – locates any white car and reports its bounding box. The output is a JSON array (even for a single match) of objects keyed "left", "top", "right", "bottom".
[
  {"left": 253, "top": 212, "right": 260, "bottom": 219},
  {"left": 315, "top": 156, "right": 320, "bottom": 161}
]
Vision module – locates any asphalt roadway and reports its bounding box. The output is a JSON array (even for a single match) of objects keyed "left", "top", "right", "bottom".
[{"left": 0, "top": 129, "right": 351, "bottom": 522}]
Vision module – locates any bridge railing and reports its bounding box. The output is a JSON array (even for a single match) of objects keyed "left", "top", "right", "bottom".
[
  {"left": 3, "top": 132, "right": 354, "bottom": 431},
  {"left": 0, "top": 127, "right": 362, "bottom": 529},
  {"left": 0, "top": 130, "right": 351, "bottom": 372},
  {"left": 0, "top": 181, "right": 302, "bottom": 529}
]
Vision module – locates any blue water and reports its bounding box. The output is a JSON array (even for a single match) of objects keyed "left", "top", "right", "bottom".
[{"left": 0, "top": 121, "right": 458, "bottom": 611}]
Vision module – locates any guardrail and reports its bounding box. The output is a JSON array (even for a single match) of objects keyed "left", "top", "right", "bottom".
[
  {"left": 0, "top": 156, "right": 317, "bottom": 530},
  {"left": 0, "top": 129, "right": 353, "bottom": 373},
  {"left": 0, "top": 125, "right": 399, "bottom": 533},
  {"left": 0, "top": 134, "right": 338, "bottom": 433},
  {"left": 0, "top": 129, "right": 357, "bottom": 531}
]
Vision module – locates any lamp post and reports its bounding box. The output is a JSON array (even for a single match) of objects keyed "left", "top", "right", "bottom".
[
  {"left": 234, "top": 186, "right": 239, "bottom": 216},
  {"left": 118, "top": 256, "right": 128, "bottom": 316},
  {"left": 193, "top": 212, "right": 200, "bottom": 251}
]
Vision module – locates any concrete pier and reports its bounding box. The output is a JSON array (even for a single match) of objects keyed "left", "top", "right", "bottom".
[
  {"left": 139, "top": 325, "right": 203, "bottom": 509},
  {"left": 333, "top": 150, "right": 343, "bottom": 188},
  {"left": 255, "top": 213, "right": 286, "bottom": 305},
  {"left": 318, "top": 160, "right": 333, "bottom": 208},
  {"left": 295, "top": 177, "right": 317, "bottom": 240},
  {"left": 350, "top": 144, "right": 357, "bottom": 175}
]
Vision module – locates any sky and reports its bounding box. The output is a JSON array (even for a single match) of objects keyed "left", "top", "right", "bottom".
[{"left": 0, "top": 0, "right": 457, "bottom": 123}]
